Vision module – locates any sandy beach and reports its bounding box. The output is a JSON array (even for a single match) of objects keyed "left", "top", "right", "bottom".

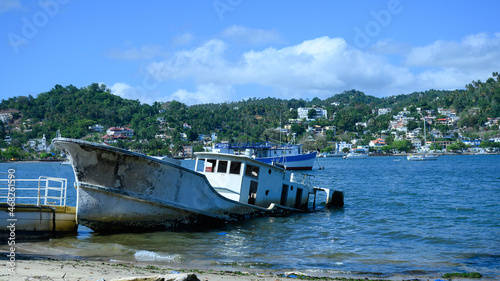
[{"left": 0, "top": 257, "right": 489, "bottom": 281}]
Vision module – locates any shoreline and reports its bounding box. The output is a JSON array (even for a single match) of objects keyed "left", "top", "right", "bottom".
[
  {"left": 1, "top": 256, "right": 487, "bottom": 281},
  {"left": 1, "top": 152, "right": 499, "bottom": 163}
]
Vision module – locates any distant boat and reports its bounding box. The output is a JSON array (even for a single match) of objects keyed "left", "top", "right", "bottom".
[
  {"left": 319, "top": 152, "right": 345, "bottom": 158},
  {"left": 407, "top": 118, "right": 440, "bottom": 161},
  {"left": 212, "top": 142, "right": 317, "bottom": 170},
  {"left": 343, "top": 149, "right": 369, "bottom": 159},
  {"left": 53, "top": 138, "right": 343, "bottom": 232},
  {"left": 406, "top": 153, "right": 439, "bottom": 161}
]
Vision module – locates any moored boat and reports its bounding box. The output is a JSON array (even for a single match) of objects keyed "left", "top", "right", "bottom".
[
  {"left": 406, "top": 153, "right": 439, "bottom": 161},
  {"left": 319, "top": 152, "right": 345, "bottom": 158},
  {"left": 53, "top": 138, "right": 343, "bottom": 232},
  {"left": 343, "top": 149, "right": 369, "bottom": 159},
  {"left": 212, "top": 142, "right": 317, "bottom": 170}
]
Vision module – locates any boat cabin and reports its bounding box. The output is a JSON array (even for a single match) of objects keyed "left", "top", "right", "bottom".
[
  {"left": 212, "top": 142, "right": 303, "bottom": 158},
  {"left": 194, "top": 152, "right": 312, "bottom": 210}
]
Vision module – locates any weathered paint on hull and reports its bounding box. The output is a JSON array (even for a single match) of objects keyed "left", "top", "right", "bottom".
[
  {"left": 54, "top": 139, "right": 301, "bottom": 232},
  {"left": 76, "top": 182, "right": 229, "bottom": 231}
]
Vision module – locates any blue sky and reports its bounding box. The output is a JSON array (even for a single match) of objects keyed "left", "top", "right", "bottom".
[{"left": 1, "top": 0, "right": 499, "bottom": 105}]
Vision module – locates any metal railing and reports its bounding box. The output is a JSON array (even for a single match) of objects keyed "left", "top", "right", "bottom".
[{"left": 0, "top": 176, "right": 68, "bottom": 206}]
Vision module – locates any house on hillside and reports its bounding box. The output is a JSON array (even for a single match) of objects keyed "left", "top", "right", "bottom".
[
  {"left": 337, "top": 141, "right": 352, "bottom": 152},
  {"left": 411, "top": 138, "right": 422, "bottom": 151},
  {"left": 0, "top": 112, "right": 12, "bottom": 123},
  {"left": 369, "top": 138, "right": 386, "bottom": 149},
  {"left": 88, "top": 124, "right": 104, "bottom": 132},
  {"left": 378, "top": 108, "right": 392, "bottom": 115},
  {"left": 106, "top": 127, "right": 134, "bottom": 137},
  {"left": 102, "top": 127, "right": 134, "bottom": 141},
  {"left": 485, "top": 117, "right": 500, "bottom": 128},
  {"left": 27, "top": 134, "right": 47, "bottom": 152}
]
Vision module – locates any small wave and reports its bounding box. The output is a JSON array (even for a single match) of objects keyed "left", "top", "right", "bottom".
[{"left": 134, "top": 250, "right": 180, "bottom": 262}]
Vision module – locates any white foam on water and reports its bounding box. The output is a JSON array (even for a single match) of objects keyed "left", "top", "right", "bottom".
[{"left": 134, "top": 250, "right": 180, "bottom": 262}]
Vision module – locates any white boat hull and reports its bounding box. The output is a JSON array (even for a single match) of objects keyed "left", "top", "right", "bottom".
[
  {"left": 407, "top": 154, "right": 439, "bottom": 161},
  {"left": 344, "top": 153, "right": 369, "bottom": 159},
  {"left": 257, "top": 152, "right": 317, "bottom": 170},
  {"left": 54, "top": 139, "right": 324, "bottom": 232}
]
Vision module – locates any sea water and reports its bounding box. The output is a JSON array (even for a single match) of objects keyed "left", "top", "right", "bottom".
[{"left": 1, "top": 155, "right": 499, "bottom": 278}]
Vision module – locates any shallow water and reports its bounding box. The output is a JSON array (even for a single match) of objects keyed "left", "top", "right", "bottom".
[{"left": 1, "top": 155, "right": 499, "bottom": 278}]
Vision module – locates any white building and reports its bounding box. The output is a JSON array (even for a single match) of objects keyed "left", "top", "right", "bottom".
[
  {"left": 88, "top": 124, "right": 104, "bottom": 132},
  {"left": 28, "top": 134, "right": 47, "bottom": 152},
  {"left": 378, "top": 108, "right": 392, "bottom": 115},
  {"left": 0, "top": 113, "right": 12, "bottom": 123},
  {"left": 297, "top": 107, "right": 327, "bottom": 120},
  {"left": 106, "top": 127, "right": 134, "bottom": 137},
  {"left": 411, "top": 138, "right": 422, "bottom": 150},
  {"left": 337, "top": 141, "right": 352, "bottom": 152}
]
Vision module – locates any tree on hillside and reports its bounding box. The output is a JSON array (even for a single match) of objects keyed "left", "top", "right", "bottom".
[{"left": 307, "top": 109, "right": 316, "bottom": 119}]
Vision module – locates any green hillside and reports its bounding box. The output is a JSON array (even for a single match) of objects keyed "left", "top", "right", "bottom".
[{"left": 0, "top": 72, "right": 499, "bottom": 158}]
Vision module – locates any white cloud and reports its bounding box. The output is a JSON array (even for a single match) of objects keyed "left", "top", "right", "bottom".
[
  {"left": 147, "top": 39, "right": 229, "bottom": 82},
  {"left": 110, "top": 82, "right": 159, "bottom": 104},
  {"left": 406, "top": 33, "right": 500, "bottom": 70},
  {"left": 172, "top": 32, "right": 195, "bottom": 46},
  {"left": 110, "top": 82, "right": 232, "bottom": 106},
  {"left": 0, "top": 0, "right": 22, "bottom": 14},
  {"left": 120, "top": 33, "right": 500, "bottom": 105},
  {"left": 147, "top": 36, "right": 414, "bottom": 97},
  {"left": 221, "top": 25, "right": 283, "bottom": 46},
  {"left": 167, "top": 84, "right": 234, "bottom": 105}
]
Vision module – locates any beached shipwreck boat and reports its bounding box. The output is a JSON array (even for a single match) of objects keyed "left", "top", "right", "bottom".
[{"left": 53, "top": 138, "right": 343, "bottom": 232}]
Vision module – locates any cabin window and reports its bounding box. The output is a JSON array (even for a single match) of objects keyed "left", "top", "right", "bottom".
[
  {"left": 229, "top": 161, "right": 242, "bottom": 175},
  {"left": 217, "top": 160, "right": 228, "bottom": 173},
  {"left": 245, "top": 165, "right": 252, "bottom": 177},
  {"left": 244, "top": 164, "right": 259, "bottom": 179},
  {"left": 205, "top": 159, "right": 217, "bottom": 173},
  {"left": 251, "top": 166, "right": 260, "bottom": 178}
]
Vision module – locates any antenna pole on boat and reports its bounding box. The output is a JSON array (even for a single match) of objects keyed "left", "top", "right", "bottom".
[
  {"left": 424, "top": 117, "right": 427, "bottom": 150},
  {"left": 279, "top": 111, "right": 282, "bottom": 144}
]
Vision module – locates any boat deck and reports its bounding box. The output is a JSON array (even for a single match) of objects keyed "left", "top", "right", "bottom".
[{"left": 0, "top": 175, "right": 77, "bottom": 238}]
